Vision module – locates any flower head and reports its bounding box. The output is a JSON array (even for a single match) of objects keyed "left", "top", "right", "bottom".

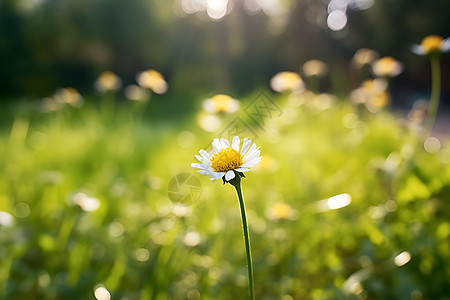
[
  {"left": 192, "top": 136, "right": 262, "bottom": 182},
  {"left": 350, "top": 79, "right": 389, "bottom": 113},
  {"left": 54, "top": 87, "right": 83, "bottom": 107},
  {"left": 302, "top": 59, "right": 328, "bottom": 77},
  {"left": 372, "top": 57, "right": 403, "bottom": 78},
  {"left": 270, "top": 72, "right": 305, "bottom": 93},
  {"left": 203, "top": 94, "right": 239, "bottom": 114},
  {"left": 136, "top": 69, "right": 168, "bottom": 94},
  {"left": 412, "top": 35, "right": 450, "bottom": 56},
  {"left": 352, "top": 48, "right": 378, "bottom": 67},
  {"left": 95, "top": 71, "right": 122, "bottom": 93}
]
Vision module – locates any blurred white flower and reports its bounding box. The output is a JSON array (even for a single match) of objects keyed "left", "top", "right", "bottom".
[
  {"left": 270, "top": 71, "right": 304, "bottom": 93},
  {"left": 412, "top": 35, "right": 450, "bottom": 56},
  {"left": 203, "top": 94, "right": 239, "bottom": 114}
]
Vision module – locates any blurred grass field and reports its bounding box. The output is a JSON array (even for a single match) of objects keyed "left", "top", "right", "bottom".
[{"left": 1, "top": 90, "right": 449, "bottom": 299}]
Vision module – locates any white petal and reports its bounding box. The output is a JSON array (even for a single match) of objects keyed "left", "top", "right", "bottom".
[
  {"left": 241, "top": 157, "right": 262, "bottom": 168},
  {"left": 212, "top": 139, "right": 222, "bottom": 153},
  {"left": 197, "top": 169, "right": 217, "bottom": 180},
  {"left": 195, "top": 155, "right": 209, "bottom": 164},
  {"left": 240, "top": 138, "right": 251, "bottom": 155},
  {"left": 211, "top": 172, "right": 225, "bottom": 180},
  {"left": 225, "top": 170, "right": 235, "bottom": 181},
  {"left": 442, "top": 37, "right": 450, "bottom": 52},
  {"left": 244, "top": 149, "right": 260, "bottom": 163},
  {"left": 231, "top": 136, "right": 240, "bottom": 151},
  {"left": 191, "top": 163, "right": 208, "bottom": 169},
  {"left": 234, "top": 167, "right": 250, "bottom": 172},
  {"left": 411, "top": 44, "right": 425, "bottom": 55},
  {"left": 220, "top": 138, "right": 231, "bottom": 149},
  {"left": 243, "top": 144, "right": 257, "bottom": 161},
  {"left": 199, "top": 149, "right": 211, "bottom": 160}
]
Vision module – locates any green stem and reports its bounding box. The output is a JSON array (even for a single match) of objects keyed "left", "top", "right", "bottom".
[
  {"left": 233, "top": 182, "right": 255, "bottom": 300},
  {"left": 425, "top": 54, "right": 441, "bottom": 133}
]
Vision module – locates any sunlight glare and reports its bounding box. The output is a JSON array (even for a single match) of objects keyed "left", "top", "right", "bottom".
[
  {"left": 94, "top": 286, "right": 111, "bottom": 300},
  {"left": 394, "top": 251, "right": 411, "bottom": 266},
  {"left": 328, "top": 0, "right": 349, "bottom": 14},
  {"left": 327, "top": 10, "right": 347, "bottom": 31},
  {"left": 327, "top": 193, "right": 352, "bottom": 209},
  {"left": 0, "top": 211, "right": 14, "bottom": 227}
]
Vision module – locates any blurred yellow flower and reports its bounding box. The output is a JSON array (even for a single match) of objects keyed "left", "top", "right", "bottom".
[
  {"left": 350, "top": 79, "right": 389, "bottom": 113},
  {"left": 372, "top": 57, "right": 403, "bottom": 77},
  {"left": 302, "top": 59, "right": 328, "bottom": 77},
  {"left": 54, "top": 87, "right": 83, "bottom": 107},
  {"left": 267, "top": 203, "right": 296, "bottom": 220},
  {"left": 270, "top": 71, "right": 304, "bottom": 93},
  {"left": 203, "top": 94, "right": 239, "bottom": 114},
  {"left": 352, "top": 48, "right": 378, "bottom": 67},
  {"left": 95, "top": 71, "right": 122, "bottom": 93},
  {"left": 412, "top": 35, "right": 450, "bottom": 55},
  {"left": 136, "top": 69, "right": 168, "bottom": 94},
  {"left": 192, "top": 136, "right": 261, "bottom": 182}
]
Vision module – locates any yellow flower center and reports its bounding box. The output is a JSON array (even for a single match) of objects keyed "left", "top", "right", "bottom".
[
  {"left": 212, "top": 94, "right": 233, "bottom": 112},
  {"left": 210, "top": 148, "right": 243, "bottom": 172},
  {"left": 421, "top": 35, "right": 443, "bottom": 53},
  {"left": 377, "top": 57, "right": 396, "bottom": 74},
  {"left": 282, "top": 72, "right": 302, "bottom": 90}
]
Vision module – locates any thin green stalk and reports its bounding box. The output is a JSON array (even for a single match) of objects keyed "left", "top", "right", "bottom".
[
  {"left": 425, "top": 54, "right": 441, "bottom": 133},
  {"left": 233, "top": 182, "right": 255, "bottom": 300}
]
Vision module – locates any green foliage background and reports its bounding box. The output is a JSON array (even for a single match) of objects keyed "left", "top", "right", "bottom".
[{"left": 1, "top": 92, "right": 449, "bottom": 299}]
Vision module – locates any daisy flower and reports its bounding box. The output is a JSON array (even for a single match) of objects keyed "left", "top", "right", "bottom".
[
  {"left": 302, "top": 59, "right": 328, "bottom": 78},
  {"left": 203, "top": 94, "right": 239, "bottom": 114},
  {"left": 372, "top": 56, "right": 403, "bottom": 78},
  {"left": 191, "top": 136, "right": 262, "bottom": 182},
  {"left": 191, "top": 136, "right": 259, "bottom": 299},
  {"left": 411, "top": 35, "right": 449, "bottom": 133},
  {"left": 136, "top": 69, "right": 168, "bottom": 94},
  {"left": 411, "top": 35, "right": 450, "bottom": 56},
  {"left": 95, "top": 71, "right": 122, "bottom": 93},
  {"left": 270, "top": 71, "right": 305, "bottom": 93}
]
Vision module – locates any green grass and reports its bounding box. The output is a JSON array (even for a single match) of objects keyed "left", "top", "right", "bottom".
[{"left": 0, "top": 92, "right": 449, "bottom": 299}]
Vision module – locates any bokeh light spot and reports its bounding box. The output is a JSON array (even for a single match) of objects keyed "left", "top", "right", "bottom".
[
  {"left": 394, "top": 251, "right": 411, "bottom": 266},
  {"left": 94, "top": 286, "right": 111, "bottom": 300},
  {"left": 327, "top": 193, "right": 352, "bottom": 209},
  {"left": 135, "top": 248, "right": 150, "bottom": 262},
  {"left": 14, "top": 202, "right": 30, "bottom": 218},
  {"left": 197, "top": 114, "right": 221, "bottom": 132},
  {"left": 327, "top": 10, "right": 347, "bottom": 31},
  {"left": 109, "top": 221, "right": 124, "bottom": 237},
  {"left": 184, "top": 231, "right": 201, "bottom": 247},
  {"left": 73, "top": 193, "right": 100, "bottom": 212},
  {"left": 424, "top": 137, "right": 441, "bottom": 153},
  {"left": 0, "top": 211, "right": 14, "bottom": 226}
]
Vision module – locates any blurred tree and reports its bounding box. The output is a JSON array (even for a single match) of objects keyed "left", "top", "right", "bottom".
[{"left": 0, "top": 0, "right": 449, "bottom": 99}]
